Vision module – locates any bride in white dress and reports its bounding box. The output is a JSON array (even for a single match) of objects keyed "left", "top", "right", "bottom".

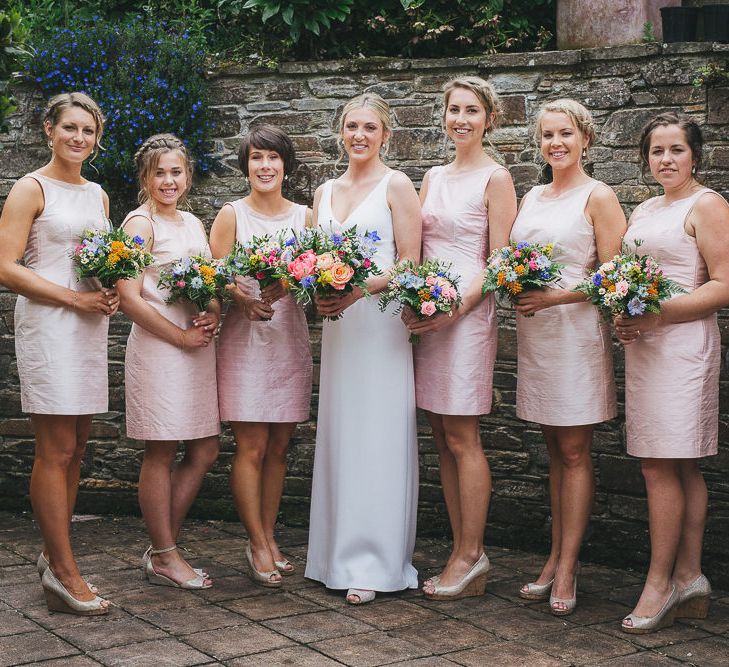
[{"left": 304, "top": 93, "right": 422, "bottom": 604}]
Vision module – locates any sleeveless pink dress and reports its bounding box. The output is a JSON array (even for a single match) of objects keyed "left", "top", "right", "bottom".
[
  {"left": 216, "top": 200, "right": 312, "bottom": 422},
  {"left": 414, "top": 164, "right": 502, "bottom": 415},
  {"left": 511, "top": 180, "right": 617, "bottom": 426},
  {"left": 624, "top": 189, "right": 722, "bottom": 458},
  {"left": 123, "top": 208, "right": 220, "bottom": 441},
  {"left": 14, "top": 172, "right": 110, "bottom": 415}
]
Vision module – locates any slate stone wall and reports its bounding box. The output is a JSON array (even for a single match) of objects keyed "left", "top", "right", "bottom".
[{"left": 2, "top": 42, "right": 729, "bottom": 584}]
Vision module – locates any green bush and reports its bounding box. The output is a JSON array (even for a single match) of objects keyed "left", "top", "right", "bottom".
[
  {"left": 0, "top": 8, "right": 31, "bottom": 142},
  {"left": 25, "top": 16, "right": 210, "bottom": 217}
]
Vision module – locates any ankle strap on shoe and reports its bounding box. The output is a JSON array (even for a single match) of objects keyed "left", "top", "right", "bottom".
[{"left": 150, "top": 545, "right": 177, "bottom": 555}]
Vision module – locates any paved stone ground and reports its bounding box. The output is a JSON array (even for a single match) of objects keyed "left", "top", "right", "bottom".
[{"left": 1, "top": 512, "right": 728, "bottom": 666}]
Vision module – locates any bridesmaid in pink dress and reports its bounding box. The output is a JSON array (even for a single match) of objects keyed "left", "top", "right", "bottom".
[
  {"left": 210, "top": 125, "right": 312, "bottom": 587},
  {"left": 404, "top": 77, "right": 517, "bottom": 600},
  {"left": 616, "top": 114, "right": 729, "bottom": 634},
  {"left": 0, "top": 93, "right": 115, "bottom": 615},
  {"left": 512, "top": 99, "right": 626, "bottom": 615},
  {"left": 117, "top": 134, "right": 220, "bottom": 589}
]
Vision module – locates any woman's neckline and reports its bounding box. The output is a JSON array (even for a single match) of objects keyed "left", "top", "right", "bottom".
[
  {"left": 538, "top": 178, "right": 594, "bottom": 201},
  {"left": 241, "top": 197, "right": 295, "bottom": 219},
  {"left": 33, "top": 171, "right": 91, "bottom": 189}
]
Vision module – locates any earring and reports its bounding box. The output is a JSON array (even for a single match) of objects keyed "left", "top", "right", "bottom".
[
  {"left": 692, "top": 165, "right": 696, "bottom": 174},
  {"left": 47, "top": 139, "right": 53, "bottom": 150},
  {"left": 582, "top": 147, "right": 587, "bottom": 158}
]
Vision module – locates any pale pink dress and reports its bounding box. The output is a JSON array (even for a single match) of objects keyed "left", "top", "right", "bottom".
[
  {"left": 123, "top": 208, "right": 220, "bottom": 441},
  {"left": 624, "top": 188, "right": 722, "bottom": 458},
  {"left": 15, "top": 172, "right": 110, "bottom": 414},
  {"left": 414, "top": 164, "right": 502, "bottom": 415},
  {"left": 511, "top": 180, "right": 617, "bottom": 426},
  {"left": 216, "top": 200, "right": 312, "bottom": 422}
]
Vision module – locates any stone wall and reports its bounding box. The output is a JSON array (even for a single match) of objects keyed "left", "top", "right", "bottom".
[{"left": 2, "top": 42, "right": 729, "bottom": 584}]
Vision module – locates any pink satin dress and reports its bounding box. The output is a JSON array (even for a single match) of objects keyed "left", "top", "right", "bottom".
[
  {"left": 624, "top": 188, "right": 722, "bottom": 458},
  {"left": 123, "top": 207, "right": 220, "bottom": 441},
  {"left": 14, "top": 172, "right": 110, "bottom": 415},
  {"left": 511, "top": 180, "right": 617, "bottom": 426},
  {"left": 414, "top": 164, "right": 502, "bottom": 415},
  {"left": 216, "top": 199, "right": 312, "bottom": 423}
]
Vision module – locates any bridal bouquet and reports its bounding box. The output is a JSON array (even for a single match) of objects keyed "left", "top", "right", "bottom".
[
  {"left": 573, "top": 240, "right": 685, "bottom": 319},
  {"left": 378, "top": 259, "right": 461, "bottom": 344},
  {"left": 72, "top": 227, "right": 154, "bottom": 288},
  {"left": 482, "top": 241, "right": 564, "bottom": 304},
  {"left": 158, "top": 255, "right": 229, "bottom": 313},
  {"left": 222, "top": 234, "right": 291, "bottom": 289},
  {"left": 281, "top": 225, "right": 382, "bottom": 320}
]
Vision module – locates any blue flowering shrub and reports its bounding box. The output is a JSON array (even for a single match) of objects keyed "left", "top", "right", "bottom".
[{"left": 26, "top": 17, "right": 210, "bottom": 210}]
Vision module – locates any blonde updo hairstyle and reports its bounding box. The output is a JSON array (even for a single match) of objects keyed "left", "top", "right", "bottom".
[
  {"left": 43, "top": 92, "right": 105, "bottom": 158},
  {"left": 336, "top": 93, "right": 393, "bottom": 167},
  {"left": 134, "top": 133, "right": 193, "bottom": 209},
  {"left": 442, "top": 76, "right": 502, "bottom": 137},
  {"left": 533, "top": 98, "right": 597, "bottom": 159}
]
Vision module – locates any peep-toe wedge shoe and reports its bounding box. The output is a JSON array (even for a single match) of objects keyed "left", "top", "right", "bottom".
[
  {"left": 41, "top": 568, "right": 109, "bottom": 616},
  {"left": 676, "top": 574, "right": 711, "bottom": 619},
  {"left": 144, "top": 545, "right": 212, "bottom": 589},
  {"left": 37, "top": 553, "right": 99, "bottom": 594},
  {"left": 424, "top": 553, "right": 490, "bottom": 601},
  {"left": 519, "top": 577, "right": 554, "bottom": 601},
  {"left": 245, "top": 542, "right": 282, "bottom": 588},
  {"left": 621, "top": 585, "right": 679, "bottom": 634}
]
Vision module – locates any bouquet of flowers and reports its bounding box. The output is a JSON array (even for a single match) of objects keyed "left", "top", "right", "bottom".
[
  {"left": 281, "top": 225, "right": 382, "bottom": 320},
  {"left": 482, "top": 241, "right": 564, "bottom": 304},
  {"left": 573, "top": 240, "right": 685, "bottom": 319},
  {"left": 72, "top": 227, "right": 154, "bottom": 288},
  {"left": 157, "top": 255, "right": 229, "bottom": 313},
  {"left": 378, "top": 259, "right": 462, "bottom": 344},
  {"left": 222, "top": 234, "right": 290, "bottom": 289}
]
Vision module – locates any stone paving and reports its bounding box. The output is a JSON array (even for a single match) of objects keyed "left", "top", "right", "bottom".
[{"left": 0, "top": 512, "right": 727, "bottom": 666}]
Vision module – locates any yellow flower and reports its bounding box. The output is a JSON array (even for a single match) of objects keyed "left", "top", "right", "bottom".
[
  {"left": 507, "top": 281, "right": 523, "bottom": 295},
  {"left": 418, "top": 288, "right": 431, "bottom": 301},
  {"left": 110, "top": 240, "right": 126, "bottom": 254},
  {"left": 545, "top": 243, "right": 554, "bottom": 254},
  {"left": 318, "top": 270, "right": 333, "bottom": 285},
  {"left": 497, "top": 271, "right": 506, "bottom": 286},
  {"left": 107, "top": 253, "right": 120, "bottom": 266},
  {"left": 515, "top": 265, "right": 525, "bottom": 275},
  {"left": 199, "top": 264, "right": 216, "bottom": 285}
]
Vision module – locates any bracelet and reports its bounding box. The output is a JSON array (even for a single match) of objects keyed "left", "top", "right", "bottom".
[
  {"left": 71, "top": 291, "right": 79, "bottom": 310},
  {"left": 179, "top": 330, "right": 186, "bottom": 349}
]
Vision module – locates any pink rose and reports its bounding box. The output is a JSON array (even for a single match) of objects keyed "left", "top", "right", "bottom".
[
  {"left": 363, "top": 258, "right": 371, "bottom": 268},
  {"left": 528, "top": 259, "right": 538, "bottom": 271},
  {"left": 176, "top": 280, "right": 186, "bottom": 288},
  {"left": 330, "top": 262, "right": 354, "bottom": 290},
  {"left": 420, "top": 301, "right": 437, "bottom": 316},
  {"left": 316, "top": 252, "right": 335, "bottom": 271},
  {"left": 255, "top": 271, "right": 266, "bottom": 280},
  {"left": 288, "top": 251, "right": 317, "bottom": 281},
  {"left": 425, "top": 276, "right": 436, "bottom": 286},
  {"left": 514, "top": 250, "right": 521, "bottom": 258}
]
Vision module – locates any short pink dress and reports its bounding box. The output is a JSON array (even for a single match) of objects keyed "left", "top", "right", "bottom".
[
  {"left": 414, "top": 164, "right": 502, "bottom": 415},
  {"left": 14, "top": 172, "right": 110, "bottom": 415},
  {"left": 624, "top": 188, "right": 723, "bottom": 458},
  {"left": 123, "top": 208, "right": 220, "bottom": 441},
  {"left": 511, "top": 180, "right": 617, "bottom": 426},
  {"left": 216, "top": 200, "right": 312, "bottom": 423}
]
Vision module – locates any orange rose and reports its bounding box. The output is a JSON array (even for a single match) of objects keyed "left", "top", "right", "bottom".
[{"left": 330, "top": 262, "right": 354, "bottom": 290}]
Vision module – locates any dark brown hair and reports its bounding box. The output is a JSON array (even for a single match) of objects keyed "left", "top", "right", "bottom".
[
  {"left": 638, "top": 112, "right": 703, "bottom": 179},
  {"left": 238, "top": 124, "right": 297, "bottom": 177}
]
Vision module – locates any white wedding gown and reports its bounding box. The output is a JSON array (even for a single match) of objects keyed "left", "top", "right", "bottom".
[{"left": 305, "top": 171, "right": 419, "bottom": 591}]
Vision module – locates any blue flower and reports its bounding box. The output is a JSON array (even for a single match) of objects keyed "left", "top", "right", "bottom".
[
  {"left": 330, "top": 233, "right": 343, "bottom": 246},
  {"left": 430, "top": 285, "right": 442, "bottom": 298},
  {"left": 284, "top": 237, "right": 296, "bottom": 247},
  {"left": 300, "top": 275, "right": 315, "bottom": 288},
  {"left": 592, "top": 273, "right": 603, "bottom": 286},
  {"left": 133, "top": 235, "right": 145, "bottom": 245},
  {"left": 627, "top": 297, "right": 646, "bottom": 316},
  {"left": 516, "top": 241, "right": 529, "bottom": 250},
  {"left": 367, "top": 230, "right": 381, "bottom": 242},
  {"left": 540, "top": 271, "right": 550, "bottom": 280}
]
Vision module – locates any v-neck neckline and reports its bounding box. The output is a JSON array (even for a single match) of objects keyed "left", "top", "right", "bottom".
[{"left": 329, "top": 170, "right": 390, "bottom": 225}]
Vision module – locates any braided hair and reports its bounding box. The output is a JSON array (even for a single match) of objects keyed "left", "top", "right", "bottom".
[{"left": 134, "top": 133, "right": 193, "bottom": 208}]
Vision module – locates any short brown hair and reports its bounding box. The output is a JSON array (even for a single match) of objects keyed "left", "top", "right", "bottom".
[
  {"left": 238, "top": 125, "right": 297, "bottom": 177},
  {"left": 638, "top": 112, "right": 703, "bottom": 179}
]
